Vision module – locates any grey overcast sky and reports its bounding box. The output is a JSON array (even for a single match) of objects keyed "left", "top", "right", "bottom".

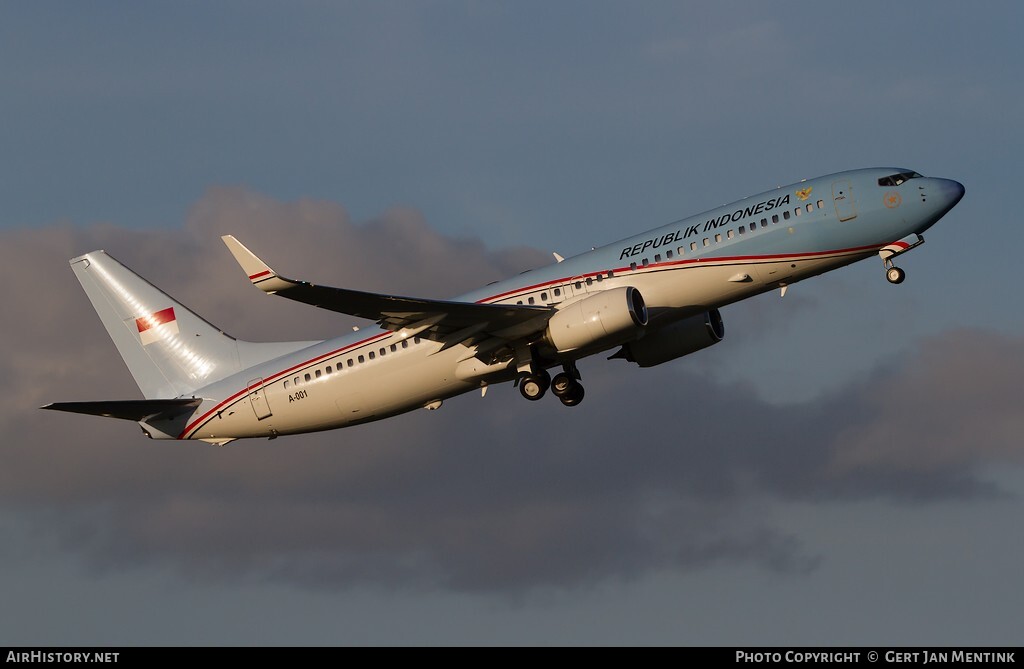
[{"left": 2, "top": 2, "right": 1022, "bottom": 645}]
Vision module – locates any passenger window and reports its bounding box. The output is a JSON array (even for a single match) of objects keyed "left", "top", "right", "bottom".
[
  {"left": 714, "top": 234, "right": 722, "bottom": 243},
  {"left": 727, "top": 230, "right": 734, "bottom": 239},
  {"left": 554, "top": 288, "right": 561, "bottom": 297},
  {"left": 358, "top": 355, "right": 365, "bottom": 363},
  {"left": 654, "top": 254, "right": 661, "bottom": 263},
  {"left": 739, "top": 226, "right": 745, "bottom": 235},
  {"left": 390, "top": 344, "right": 397, "bottom": 352},
  {"left": 641, "top": 259, "right": 649, "bottom": 267},
  {"left": 401, "top": 341, "right": 408, "bottom": 349},
  {"left": 516, "top": 300, "right": 522, "bottom": 305},
  {"left": 541, "top": 292, "right": 548, "bottom": 301},
  {"left": 630, "top": 262, "right": 637, "bottom": 271},
  {"left": 702, "top": 238, "right": 709, "bottom": 247},
  {"left": 794, "top": 207, "right": 802, "bottom": 217},
  {"left": 806, "top": 203, "right": 813, "bottom": 213},
  {"left": 575, "top": 281, "right": 582, "bottom": 289},
  {"left": 772, "top": 214, "right": 779, "bottom": 224},
  {"left": 414, "top": 337, "right": 421, "bottom": 344},
  {"left": 596, "top": 274, "right": 603, "bottom": 282},
  {"left": 368, "top": 351, "right": 375, "bottom": 360},
  {"left": 528, "top": 296, "right": 535, "bottom": 305},
  {"left": 817, "top": 199, "right": 824, "bottom": 209},
  {"left": 294, "top": 376, "right": 300, "bottom": 385},
  {"left": 783, "top": 210, "right": 791, "bottom": 220},
  {"left": 586, "top": 276, "right": 594, "bottom": 284},
  {"left": 347, "top": 359, "right": 353, "bottom": 368},
  {"left": 284, "top": 380, "right": 290, "bottom": 389},
  {"left": 666, "top": 250, "right": 673, "bottom": 259},
  {"left": 326, "top": 366, "right": 332, "bottom": 374},
  {"left": 315, "top": 370, "right": 322, "bottom": 379},
  {"left": 690, "top": 242, "right": 697, "bottom": 251},
  {"left": 678, "top": 246, "right": 685, "bottom": 255},
  {"left": 304, "top": 373, "right": 311, "bottom": 382},
  {"left": 750, "top": 221, "right": 757, "bottom": 230},
  {"left": 761, "top": 218, "right": 767, "bottom": 226}
]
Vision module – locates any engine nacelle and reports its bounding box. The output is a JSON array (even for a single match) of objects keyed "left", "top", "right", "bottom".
[
  {"left": 546, "top": 286, "right": 648, "bottom": 353},
  {"left": 613, "top": 309, "right": 724, "bottom": 367}
]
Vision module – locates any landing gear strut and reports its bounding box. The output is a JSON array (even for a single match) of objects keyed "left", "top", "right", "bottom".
[{"left": 879, "top": 234, "right": 923, "bottom": 285}]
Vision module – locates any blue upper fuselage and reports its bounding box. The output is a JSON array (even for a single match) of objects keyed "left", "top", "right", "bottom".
[
  {"left": 458, "top": 167, "right": 964, "bottom": 304},
  {"left": 195, "top": 167, "right": 964, "bottom": 413}
]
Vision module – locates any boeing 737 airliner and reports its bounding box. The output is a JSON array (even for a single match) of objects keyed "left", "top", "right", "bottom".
[{"left": 43, "top": 168, "right": 964, "bottom": 444}]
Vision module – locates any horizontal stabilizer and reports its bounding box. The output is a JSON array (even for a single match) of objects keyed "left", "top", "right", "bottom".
[{"left": 41, "top": 398, "right": 202, "bottom": 422}]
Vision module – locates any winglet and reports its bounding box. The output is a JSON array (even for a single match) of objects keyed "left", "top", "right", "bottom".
[{"left": 221, "top": 235, "right": 295, "bottom": 294}]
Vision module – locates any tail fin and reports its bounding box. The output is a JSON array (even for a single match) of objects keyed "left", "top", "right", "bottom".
[{"left": 70, "top": 251, "right": 315, "bottom": 399}]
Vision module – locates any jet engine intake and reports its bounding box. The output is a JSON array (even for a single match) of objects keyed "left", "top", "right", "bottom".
[{"left": 546, "top": 286, "right": 648, "bottom": 353}]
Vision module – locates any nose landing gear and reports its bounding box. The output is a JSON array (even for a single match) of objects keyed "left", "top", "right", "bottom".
[{"left": 879, "top": 234, "right": 923, "bottom": 285}]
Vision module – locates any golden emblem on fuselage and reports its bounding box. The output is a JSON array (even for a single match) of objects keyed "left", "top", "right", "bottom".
[{"left": 795, "top": 187, "right": 813, "bottom": 201}]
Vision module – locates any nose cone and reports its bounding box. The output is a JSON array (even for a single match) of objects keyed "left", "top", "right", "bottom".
[
  {"left": 911, "top": 177, "right": 964, "bottom": 235},
  {"left": 937, "top": 178, "right": 966, "bottom": 211}
]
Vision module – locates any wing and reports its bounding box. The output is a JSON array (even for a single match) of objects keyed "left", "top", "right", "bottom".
[{"left": 222, "top": 235, "right": 552, "bottom": 345}]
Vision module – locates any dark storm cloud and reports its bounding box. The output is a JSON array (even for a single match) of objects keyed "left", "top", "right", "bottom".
[{"left": 1, "top": 190, "right": 1020, "bottom": 592}]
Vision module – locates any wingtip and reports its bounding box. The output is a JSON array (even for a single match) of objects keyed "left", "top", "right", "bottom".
[
  {"left": 222, "top": 235, "right": 273, "bottom": 279},
  {"left": 222, "top": 235, "right": 295, "bottom": 293}
]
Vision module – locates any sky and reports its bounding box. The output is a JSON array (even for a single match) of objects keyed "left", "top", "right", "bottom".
[{"left": 1, "top": 1, "right": 1022, "bottom": 646}]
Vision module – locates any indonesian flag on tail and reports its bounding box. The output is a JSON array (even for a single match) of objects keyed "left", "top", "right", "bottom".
[{"left": 136, "top": 307, "right": 179, "bottom": 345}]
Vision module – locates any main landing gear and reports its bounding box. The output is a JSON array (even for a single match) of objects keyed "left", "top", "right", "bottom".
[
  {"left": 518, "top": 369, "right": 550, "bottom": 401},
  {"left": 551, "top": 369, "right": 585, "bottom": 407},
  {"left": 518, "top": 362, "right": 585, "bottom": 407}
]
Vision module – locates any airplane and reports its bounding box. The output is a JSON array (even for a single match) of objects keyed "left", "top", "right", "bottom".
[{"left": 42, "top": 168, "right": 965, "bottom": 444}]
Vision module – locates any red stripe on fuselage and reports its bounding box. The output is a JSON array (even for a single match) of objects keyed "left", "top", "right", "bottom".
[
  {"left": 178, "top": 331, "right": 389, "bottom": 438},
  {"left": 180, "top": 243, "right": 882, "bottom": 439},
  {"left": 477, "top": 243, "right": 881, "bottom": 303}
]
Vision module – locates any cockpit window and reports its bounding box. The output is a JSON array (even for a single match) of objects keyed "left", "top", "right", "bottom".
[{"left": 878, "top": 171, "right": 923, "bottom": 187}]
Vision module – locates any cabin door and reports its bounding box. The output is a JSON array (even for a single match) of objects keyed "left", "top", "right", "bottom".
[
  {"left": 832, "top": 180, "right": 857, "bottom": 222},
  {"left": 247, "top": 378, "right": 273, "bottom": 420}
]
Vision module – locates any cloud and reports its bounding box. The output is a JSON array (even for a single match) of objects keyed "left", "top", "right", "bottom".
[{"left": 1, "top": 189, "right": 1020, "bottom": 593}]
